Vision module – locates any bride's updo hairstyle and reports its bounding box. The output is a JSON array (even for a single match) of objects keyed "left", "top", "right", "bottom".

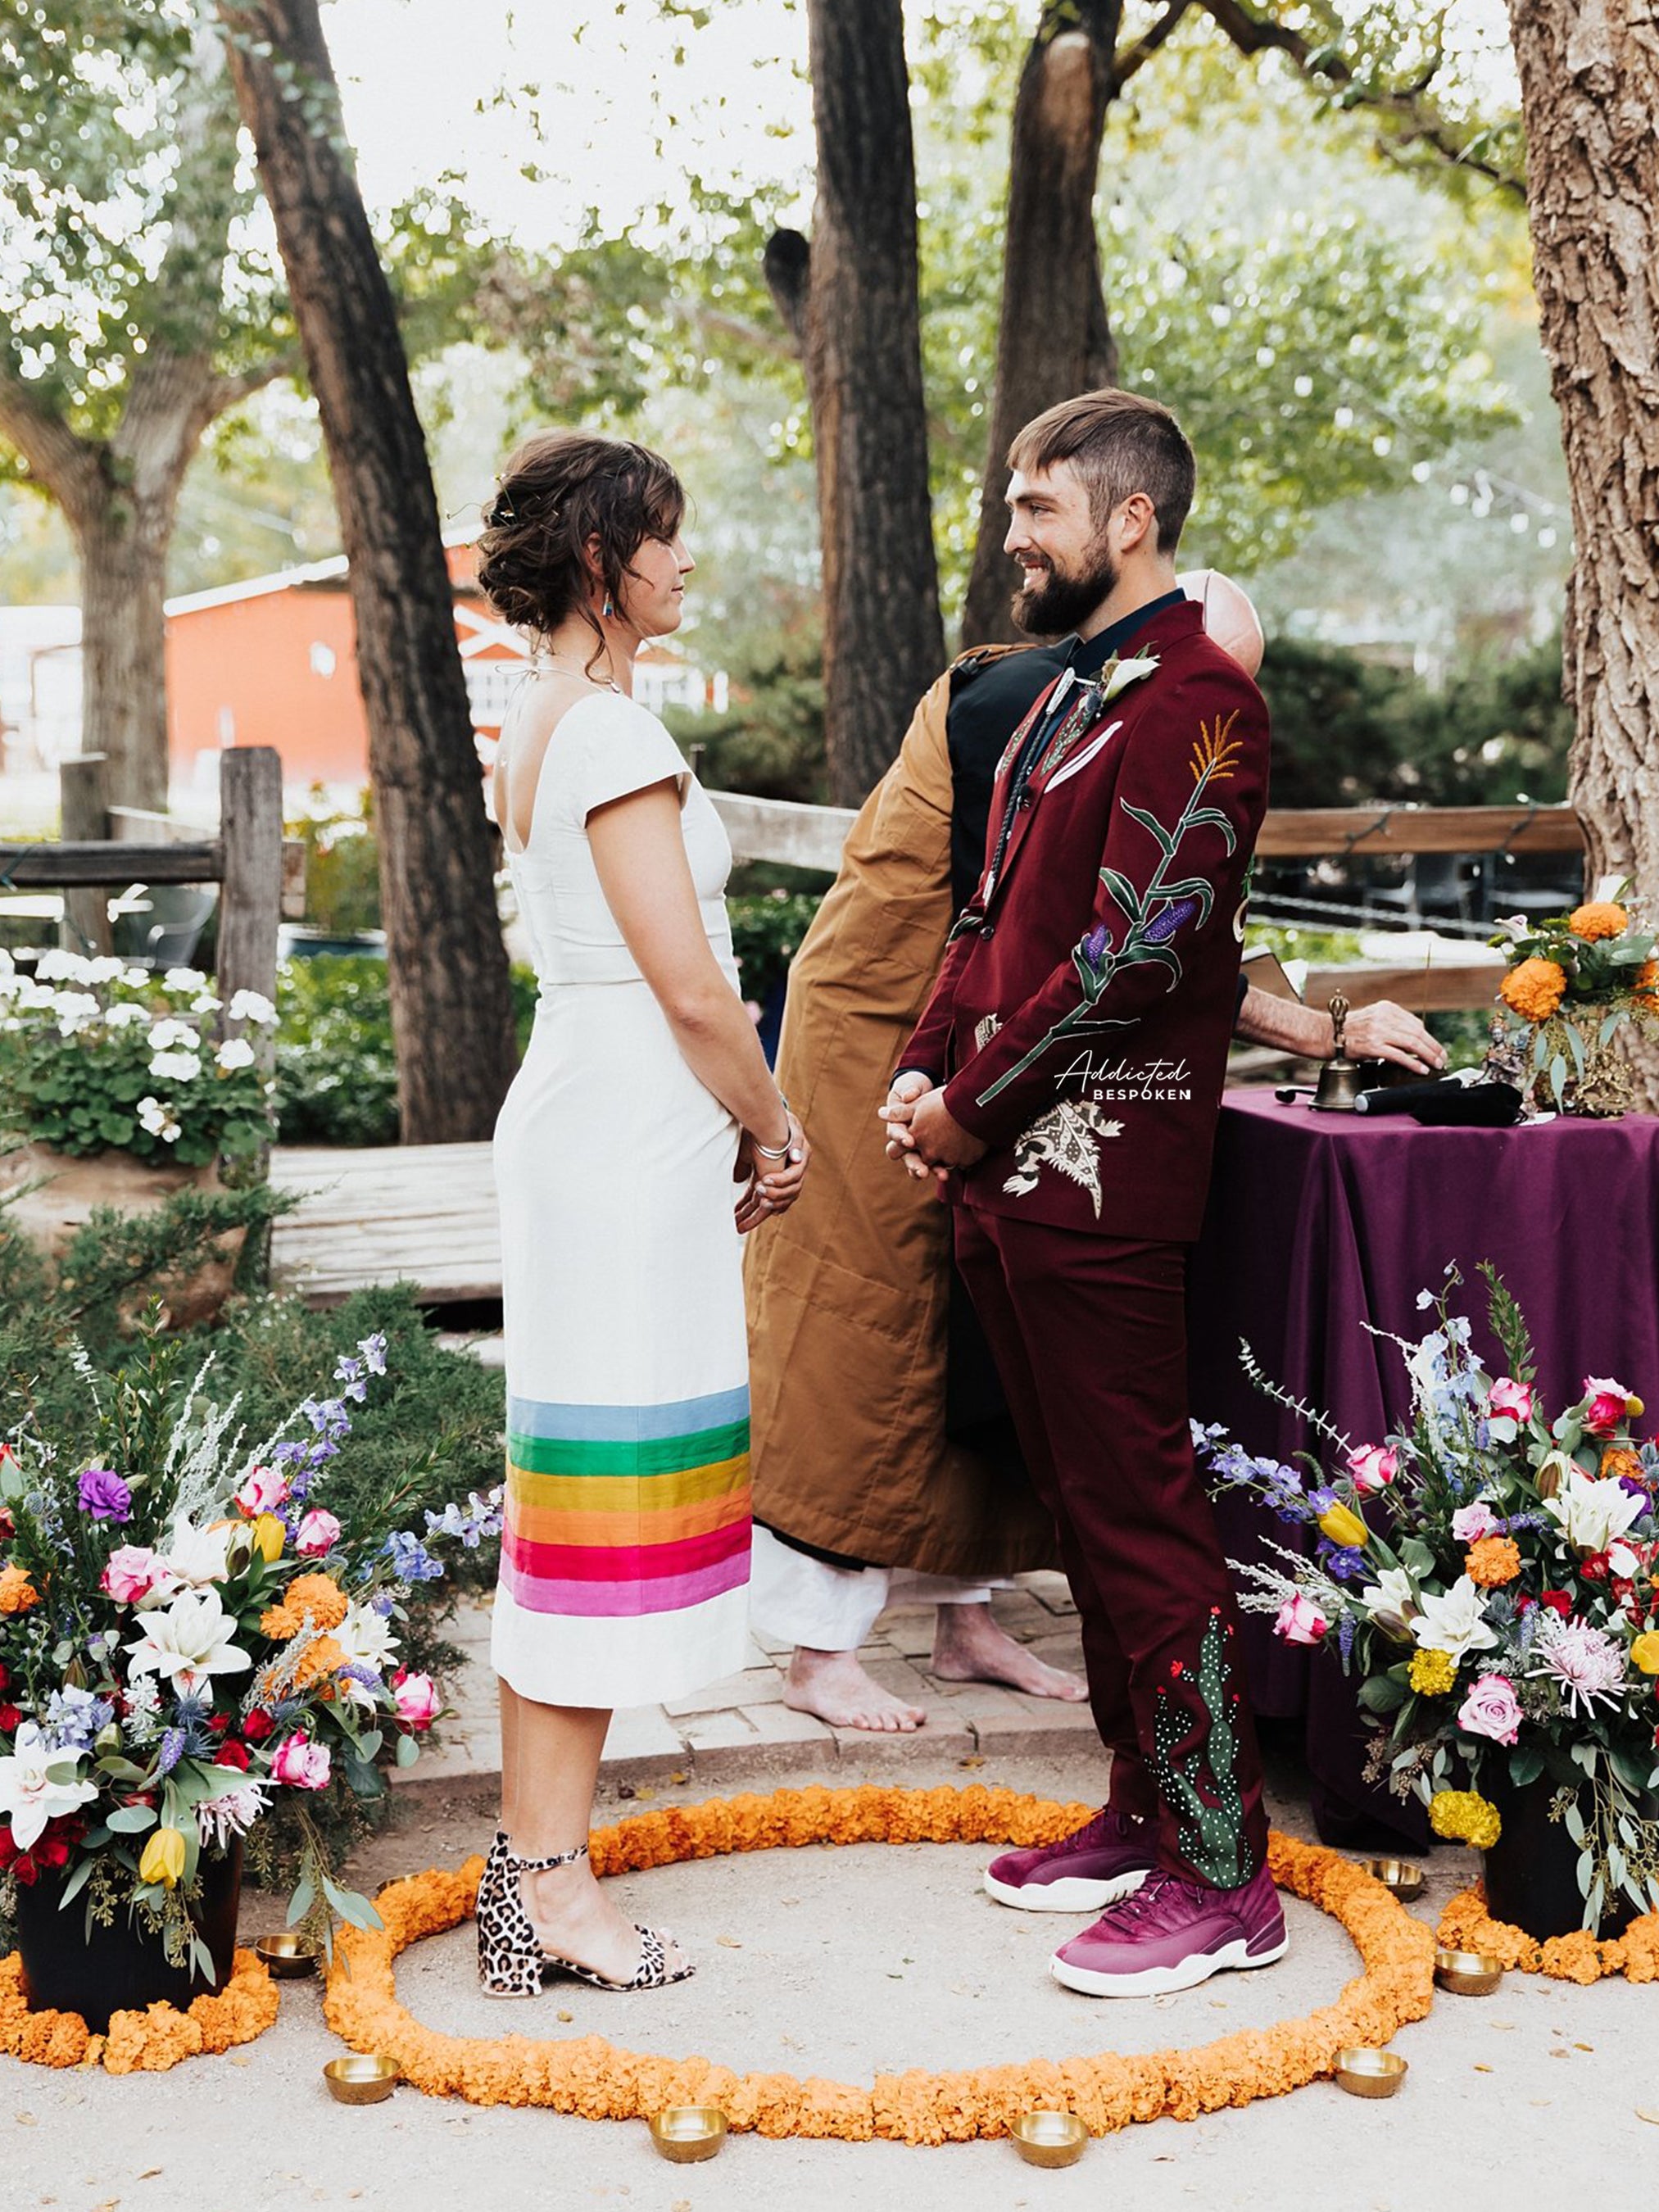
[{"left": 476, "top": 428, "right": 686, "bottom": 665}]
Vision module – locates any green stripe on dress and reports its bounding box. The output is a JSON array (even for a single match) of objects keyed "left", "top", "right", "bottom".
[{"left": 505, "top": 1416, "right": 751, "bottom": 1478}]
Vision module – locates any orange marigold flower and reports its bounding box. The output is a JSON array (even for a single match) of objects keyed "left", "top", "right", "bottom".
[
  {"left": 1635, "top": 958, "right": 1659, "bottom": 1010},
  {"left": 1465, "top": 1534, "right": 1523, "bottom": 1587},
  {"left": 259, "top": 1570, "right": 347, "bottom": 1640},
  {"left": 1569, "top": 900, "right": 1628, "bottom": 941},
  {"left": 0, "top": 1565, "right": 39, "bottom": 1615},
  {"left": 1600, "top": 1446, "right": 1644, "bottom": 1485},
  {"left": 1499, "top": 956, "right": 1566, "bottom": 1022}
]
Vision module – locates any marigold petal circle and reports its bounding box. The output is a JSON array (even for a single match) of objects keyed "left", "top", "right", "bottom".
[
  {"left": 321, "top": 1786, "right": 1437, "bottom": 2142},
  {"left": 1438, "top": 1886, "right": 1659, "bottom": 1984},
  {"left": 0, "top": 1947, "right": 279, "bottom": 2071}
]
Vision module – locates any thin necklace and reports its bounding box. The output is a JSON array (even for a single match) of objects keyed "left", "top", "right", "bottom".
[{"left": 531, "top": 652, "right": 622, "bottom": 692}]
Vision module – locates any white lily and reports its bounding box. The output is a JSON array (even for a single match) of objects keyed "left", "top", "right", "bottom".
[
  {"left": 1359, "top": 1565, "right": 1419, "bottom": 1621},
  {"left": 125, "top": 1587, "right": 252, "bottom": 1700},
  {"left": 1102, "top": 653, "right": 1159, "bottom": 702},
  {"left": 156, "top": 1516, "right": 233, "bottom": 1591},
  {"left": 1409, "top": 1575, "right": 1500, "bottom": 1659},
  {"left": 0, "top": 1724, "right": 100, "bottom": 1851},
  {"left": 1543, "top": 1465, "right": 1646, "bottom": 1557}
]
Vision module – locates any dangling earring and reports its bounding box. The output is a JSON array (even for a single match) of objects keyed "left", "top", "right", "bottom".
[{"left": 601, "top": 591, "right": 615, "bottom": 621}]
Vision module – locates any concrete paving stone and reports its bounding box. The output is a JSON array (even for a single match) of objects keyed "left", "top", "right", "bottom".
[
  {"left": 877, "top": 1616, "right": 940, "bottom": 1658},
  {"left": 603, "top": 1704, "right": 690, "bottom": 1762},
  {"left": 739, "top": 1701, "right": 836, "bottom": 1746},
  {"left": 664, "top": 1666, "right": 788, "bottom": 1716},
  {"left": 913, "top": 1679, "right": 1032, "bottom": 1720},
  {"left": 832, "top": 1716, "right": 977, "bottom": 1766},
  {"left": 679, "top": 1708, "right": 764, "bottom": 1752},
  {"left": 968, "top": 1706, "right": 1108, "bottom": 1762},
  {"left": 854, "top": 1653, "right": 937, "bottom": 1702},
  {"left": 748, "top": 1625, "right": 796, "bottom": 1655},
  {"left": 1017, "top": 1568, "right": 1078, "bottom": 1612}
]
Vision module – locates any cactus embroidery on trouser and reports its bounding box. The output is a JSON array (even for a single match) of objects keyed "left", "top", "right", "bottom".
[{"left": 1151, "top": 1606, "right": 1254, "bottom": 1889}]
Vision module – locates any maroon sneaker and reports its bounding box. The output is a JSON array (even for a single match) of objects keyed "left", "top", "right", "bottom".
[
  {"left": 982, "top": 1806, "right": 1157, "bottom": 1914},
  {"left": 1049, "top": 1863, "right": 1287, "bottom": 1997}
]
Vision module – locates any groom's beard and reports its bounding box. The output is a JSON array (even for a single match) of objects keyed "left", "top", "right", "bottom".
[{"left": 1012, "top": 542, "right": 1120, "bottom": 637}]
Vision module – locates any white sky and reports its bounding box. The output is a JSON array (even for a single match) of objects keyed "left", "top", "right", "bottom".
[{"left": 324, "top": 0, "right": 814, "bottom": 245}]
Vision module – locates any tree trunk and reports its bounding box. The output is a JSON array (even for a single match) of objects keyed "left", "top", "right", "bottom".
[
  {"left": 1505, "top": 0, "right": 1659, "bottom": 1099},
  {"left": 220, "top": 0, "right": 518, "bottom": 1143},
  {"left": 796, "top": 0, "right": 945, "bottom": 805},
  {"left": 962, "top": 4, "right": 1123, "bottom": 648}
]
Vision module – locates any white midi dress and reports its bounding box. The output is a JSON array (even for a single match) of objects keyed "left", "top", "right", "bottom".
[{"left": 491, "top": 689, "right": 752, "bottom": 1709}]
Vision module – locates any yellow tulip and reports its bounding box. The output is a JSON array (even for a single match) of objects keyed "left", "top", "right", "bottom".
[
  {"left": 139, "top": 1826, "right": 188, "bottom": 1889},
  {"left": 251, "top": 1513, "right": 285, "bottom": 1563},
  {"left": 1632, "top": 1632, "right": 1659, "bottom": 1676},
  {"left": 1318, "top": 1502, "right": 1370, "bottom": 1550}
]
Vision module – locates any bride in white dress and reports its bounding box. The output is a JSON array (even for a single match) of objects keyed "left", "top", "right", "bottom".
[{"left": 474, "top": 429, "right": 809, "bottom": 1995}]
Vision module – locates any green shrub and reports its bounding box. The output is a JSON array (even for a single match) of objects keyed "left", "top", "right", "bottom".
[
  {"left": 287, "top": 787, "right": 383, "bottom": 936},
  {"left": 728, "top": 892, "right": 823, "bottom": 1008}
]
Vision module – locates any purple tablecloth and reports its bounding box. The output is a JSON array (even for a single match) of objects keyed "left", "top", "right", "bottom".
[{"left": 1188, "top": 1088, "right": 1659, "bottom": 1847}]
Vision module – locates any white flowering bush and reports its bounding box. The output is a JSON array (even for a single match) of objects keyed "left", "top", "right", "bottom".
[{"left": 0, "top": 954, "right": 277, "bottom": 1169}]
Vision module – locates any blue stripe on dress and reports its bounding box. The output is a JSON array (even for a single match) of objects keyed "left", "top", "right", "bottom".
[{"left": 506, "top": 1385, "right": 750, "bottom": 1443}]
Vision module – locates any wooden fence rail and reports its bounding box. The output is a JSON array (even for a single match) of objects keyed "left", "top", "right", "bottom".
[{"left": 707, "top": 792, "right": 1585, "bottom": 1017}]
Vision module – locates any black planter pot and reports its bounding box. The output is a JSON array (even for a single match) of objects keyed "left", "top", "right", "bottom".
[
  {"left": 1481, "top": 1770, "right": 1639, "bottom": 1942},
  {"left": 14, "top": 1840, "right": 243, "bottom": 2034}
]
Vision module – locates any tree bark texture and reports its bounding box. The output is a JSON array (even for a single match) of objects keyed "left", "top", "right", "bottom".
[
  {"left": 1505, "top": 0, "right": 1659, "bottom": 1097},
  {"left": 221, "top": 0, "right": 518, "bottom": 1143},
  {"left": 962, "top": 4, "right": 1123, "bottom": 648},
  {"left": 800, "top": 0, "right": 945, "bottom": 805}
]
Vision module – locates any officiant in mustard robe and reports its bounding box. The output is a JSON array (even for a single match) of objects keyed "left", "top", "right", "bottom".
[{"left": 745, "top": 645, "right": 1058, "bottom": 1583}]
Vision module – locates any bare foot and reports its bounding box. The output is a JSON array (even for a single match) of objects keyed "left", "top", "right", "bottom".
[
  {"left": 519, "top": 1856, "right": 689, "bottom": 1985},
  {"left": 930, "top": 1601, "right": 1089, "bottom": 1701},
  {"left": 782, "top": 1647, "right": 927, "bottom": 1732}
]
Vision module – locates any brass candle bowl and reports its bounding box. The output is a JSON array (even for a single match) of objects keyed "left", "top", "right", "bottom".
[
  {"left": 1360, "top": 1857, "right": 1426, "bottom": 1904},
  {"left": 1333, "top": 2047, "right": 1408, "bottom": 2099},
  {"left": 1011, "top": 2111, "right": 1089, "bottom": 2168},
  {"left": 256, "top": 1931, "right": 320, "bottom": 1979},
  {"left": 323, "top": 2053, "right": 399, "bottom": 2104},
  {"left": 649, "top": 2106, "right": 728, "bottom": 2162},
  {"left": 1434, "top": 1947, "right": 1504, "bottom": 1996}
]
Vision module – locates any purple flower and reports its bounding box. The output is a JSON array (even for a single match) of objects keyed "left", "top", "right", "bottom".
[
  {"left": 1617, "top": 1475, "right": 1650, "bottom": 1503},
  {"left": 157, "top": 1726, "right": 186, "bottom": 1776},
  {"left": 1143, "top": 896, "right": 1199, "bottom": 946},
  {"left": 77, "top": 1466, "right": 132, "bottom": 1523},
  {"left": 1081, "top": 923, "right": 1112, "bottom": 966}
]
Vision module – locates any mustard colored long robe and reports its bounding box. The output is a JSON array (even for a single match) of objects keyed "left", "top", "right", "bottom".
[{"left": 745, "top": 668, "right": 1055, "bottom": 1577}]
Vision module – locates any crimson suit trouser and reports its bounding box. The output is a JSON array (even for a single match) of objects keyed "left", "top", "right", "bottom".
[{"left": 953, "top": 1204, "right": 1269, "bottom": 1890}]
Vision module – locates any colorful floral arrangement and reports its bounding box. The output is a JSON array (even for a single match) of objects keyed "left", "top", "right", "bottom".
[
  {"left": 0, "top": 1942, "right": 278, "bottom": 2070},
  {"left": 1491, "top": 892, "right": 1659, "bottom": 1113},
  {"left": 0, "top": 1320, "right": 500, "bottom": 1985},
  {"left": 1195, "top": 1267, "right": 1659, "bottom": 1933},
  {"left": 324, "top": 1786, "right": 1435, "bottom": 2142},
  {"left": 0, "top": 952, "right": 277, "bottom": 1167}
]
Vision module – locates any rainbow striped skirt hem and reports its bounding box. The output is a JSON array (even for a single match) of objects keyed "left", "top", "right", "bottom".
[{"left": 499, "top": 1385, "right": 752, "bottom": 1620}]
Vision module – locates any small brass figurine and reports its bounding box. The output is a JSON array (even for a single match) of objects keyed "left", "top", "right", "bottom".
[{"left": 1311, "top": 992, "right": 1364, "bottom": 1112}]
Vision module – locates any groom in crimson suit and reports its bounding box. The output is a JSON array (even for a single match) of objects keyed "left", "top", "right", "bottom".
[{"left": 885, "top": 388, "right": 1285, "bottom": 1998}]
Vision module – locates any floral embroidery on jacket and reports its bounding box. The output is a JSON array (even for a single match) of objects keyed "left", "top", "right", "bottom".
[
  {"left": 973, "top": 712, "right": 1244, "bottom": 1113},
  {"left": 1002, "top": 1099, "right": 1123, "bottom": 1217}
]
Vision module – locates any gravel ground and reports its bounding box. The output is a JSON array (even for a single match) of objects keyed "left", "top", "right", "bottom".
[{"left": 3, "top": 1752, "right": 1651, "bottom": 2212}]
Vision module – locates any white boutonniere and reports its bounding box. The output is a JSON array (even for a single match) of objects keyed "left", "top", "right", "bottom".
[{"left": 1100, "top": 652, "right": 1159, "bottom": 702}]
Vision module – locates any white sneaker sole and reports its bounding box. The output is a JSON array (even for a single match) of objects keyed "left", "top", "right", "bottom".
[
  {"left": 1050, "top": 1930, "right": 1290, "bottom": 1998},
  {"left": 982, "top": 1866, "right": 1150, "bottom": 1914}
]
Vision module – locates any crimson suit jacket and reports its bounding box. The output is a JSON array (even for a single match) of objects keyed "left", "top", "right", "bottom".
[{"left": 901, "top": 597, "right": 1269, "bottom": 1240}]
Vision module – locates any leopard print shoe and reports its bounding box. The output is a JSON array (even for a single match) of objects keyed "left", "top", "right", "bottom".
[{"left": 477, "top": 1838, "right": 695, "bottom": 1996}]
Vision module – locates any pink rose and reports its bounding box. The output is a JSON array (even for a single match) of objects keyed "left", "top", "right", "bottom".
[
  {"left": 391, "top": 1669, "right": 441, "bottom": 1731},
  {"left": 1273, "top": 1593, "right": 1328, "bottom": 1646},
  {"left": 235, "top": 1464, "right": 288, "bottom": 1516},
  {"left": 1451, "top": 1502, "right": 1502, "bottom": 1543},
  {"left": 1488, "top": 1377, "right": 1534, "bottom": 1424},
  {"left": 1582, "top": 1376, "right": 1637, "bottom": 1435},
  {"left": 99, "top": 1545, "right": 171, "bottom": 1606},
  {"left": 294, "top": 1509, "right": 342, "bottom": 1559},
  {"left": 1346, "top": 1444, "right": 1398, "bottom": 1495},
  {"left": 269, "top": 1733, "right": 332, "bottom": 1790},
  {"left": 1457, "top": 1673, "right": 1523, "bottom": 1747}
]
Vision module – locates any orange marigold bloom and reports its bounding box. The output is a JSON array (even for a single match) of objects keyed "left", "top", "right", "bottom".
[
  {"left": 0, "top": 1564, "right": 39, "bottom": 1615},
  {"left": 1569, "top": 900, "right": 1628, "bottom": 941},
  {"left": 1499, "top": 956, "right": 1566, "bottom": 1022},
  {"left": 1635, "top": 958, "right": 1659, "bottom": 1011},
  {"left": 1600, "top": 1446, "right": 1644, "bottom": 1485},
  {"left": 1465, "top": 1534, "right": 1523, "bottom": 1587},
  {"left": 259, "top": 1570, "right": 347, "bottom": 1640}
]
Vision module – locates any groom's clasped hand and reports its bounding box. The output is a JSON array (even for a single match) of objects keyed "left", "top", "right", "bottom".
[{"left": 880, "top": 1074, "right": 987, "bottom": 1180}]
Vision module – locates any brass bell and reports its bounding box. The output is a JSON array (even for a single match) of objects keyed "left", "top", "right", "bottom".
[{"left": 1311, "top": 992, "right": 1365, "bottom": 1112}]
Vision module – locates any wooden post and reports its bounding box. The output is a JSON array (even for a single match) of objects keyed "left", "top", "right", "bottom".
[
  {"left": 58, "top": 755, "right": 113, "bottom": 957},
  {"left": 216, "top": 747, "right": 283, "bottom": 1210}
]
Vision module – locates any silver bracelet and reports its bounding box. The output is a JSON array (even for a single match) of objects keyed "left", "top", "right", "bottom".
[{"left": 752, "top": 1132, "right": 791, "bottom": 1160}]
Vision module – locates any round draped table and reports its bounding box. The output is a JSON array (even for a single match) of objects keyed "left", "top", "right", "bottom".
[{"left": 1187, "top": 1086, "right": 1659, "bottom": 1848}]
